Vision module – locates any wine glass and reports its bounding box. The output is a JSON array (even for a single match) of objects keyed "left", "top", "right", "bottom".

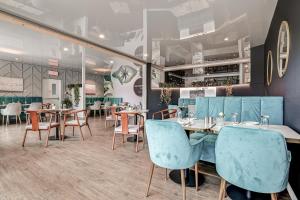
[
  {"left": 188, "top": 111, "right": 195, "bottom": 123},
  {"left": 231, "top": 113, "right": 239, "bottom": 124}
]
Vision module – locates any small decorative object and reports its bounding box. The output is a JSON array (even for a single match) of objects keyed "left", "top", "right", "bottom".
[
  {"left": 266, "top": 50, "right": 273, "bottom": 86},
  {"left": 225, "top": 79, "right": 233, "bottom": 96},
  {"left": 216, "top": 112, "right": 225, "bottom": 126},
  {"left": 133, "top": 78, "right": 143, "bottom": 97},
  {"left": 277, "top": 21, "right": 290, "bottom": 78},
  {"left": 112, "top": 65, "right": 137, "bottom": 85},
  {"left": 62, "top": 98, "right": 73, "bottom": 108},
  {"left": 159, "top": 82, "right": 175, "bottom": 106}
]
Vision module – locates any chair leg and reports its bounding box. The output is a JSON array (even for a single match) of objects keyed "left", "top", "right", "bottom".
[
  {"left": 195, "top": 162, "right": 199, "bottom": 191},
  {"left": 112, "top": 132, "right": 116, "bottom": 150},
  {"left": 218, "top": 178, "right": 226, "bottom": 200},
  {"left": 22, "top": 129, "right": 28, "bottom": 147},
  {"left": 142, "top": 131, "right": 145, "bottom": 149},
  {"left": 78, "top": 126, "right": 84, "bottom": 141},
  {"left": 105, "top": 120, "right": 107, "bottom": 128},
  {"left": 16, "top": 115, "right": 18, "bottom": 124},
  {"left": 87, "top": 124, "right": 92, "bottom": 136},
  {"left": 18, "top": 115, "right": 21, "bottom": 125},
  {"left": 6, "top": 115, "right": 8, "bottom": 126},
  {"left": 165, "top": 168, "right": 168, "bottom": 181},
  {"left": 271, "top": 193, "right": 277, "bottom": 200},
  {"left": 122, "top": 134, "right": 125, "bottom": 143},
  {"left": 145, "top": 163, "right": 155, "bottom": 197},
  {"left": 62, "top": 125, "right": 65, "bottom": 142},
  {"left": 135, "top": 134, "right": 139, "bottom": 152},
  {"left": 38, "top": 130, "right": 41, "bottom": 140},
  {"left": 45, "top": 129, "right": 51, "bottom": 147},
  {"left": 2, "top": 115, "right": 4, "bottom": 125},
  {"left": 180, "top": 169, "right": 186, "bottom": 200}
]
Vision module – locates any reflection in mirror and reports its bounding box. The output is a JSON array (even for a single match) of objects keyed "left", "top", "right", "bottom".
[
  {"left": 266, "top": 50, "right": 273, "bottom": 86},
  {"left": 277, "top": 21, "right": 290, "bottom": 78}
]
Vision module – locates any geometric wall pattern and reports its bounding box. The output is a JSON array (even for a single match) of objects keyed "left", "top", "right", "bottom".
[{"left": 0, "top": 59, "right": 103, "bottom": 97}]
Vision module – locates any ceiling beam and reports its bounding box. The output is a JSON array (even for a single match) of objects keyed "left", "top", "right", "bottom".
[{"left": 0, "top": 9, "right": 147, "bottom": 66}]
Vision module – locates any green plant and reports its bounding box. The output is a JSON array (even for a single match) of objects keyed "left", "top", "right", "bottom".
[
  {"left": 74, "top": 84, "right": 80, "bottom": 106},
  {"left": 62, "top": 98, "right": 73, "bottom": 108},
  {"left": 67, "top": 84, "right": 82, "bottom": 106}
]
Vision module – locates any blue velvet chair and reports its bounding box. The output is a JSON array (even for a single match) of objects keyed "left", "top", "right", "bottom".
[
  {"left": 215, "top": 126, "right": 291, "bottom": 200},
  {"left": 145, "top": 120, "right": 206, "bottom": 200}
]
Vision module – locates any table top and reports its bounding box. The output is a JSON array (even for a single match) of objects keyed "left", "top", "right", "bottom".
[
  {"left": 165, "top": 118, "right": 300, "bottom": 144},
  {"left": 25, "top": 108, "right": 73, "bottom": 113},
  {"left": 118, "top": 109, "right": 149, "bottom": 114}
]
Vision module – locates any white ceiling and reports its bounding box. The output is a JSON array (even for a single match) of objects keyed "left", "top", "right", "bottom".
[{"left": 0, "top": 0, "right": 278, "bottom": 70}]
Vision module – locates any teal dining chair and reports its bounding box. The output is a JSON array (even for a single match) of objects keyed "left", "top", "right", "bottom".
[
  {"left": 145, "top": 120, "right": 205, "bottom": 200},
  {"left": 215, "top": 126, "right": 291, "bottom": 200}
]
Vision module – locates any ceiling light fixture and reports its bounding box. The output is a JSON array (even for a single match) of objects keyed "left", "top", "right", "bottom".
[
  {"left": 0, "top": 47, "right": 23, "bottom": 55},
  {"left": 99, "top": 34, "right": 105, "bottom": 39},
  {"left": 15, "top": 57, "right": 19, "bottom": 61},
  {"left": 224, "top": 37, "right": 229, "bottom": 41},
  {"left": 110, "top": 60, "right": 114, "bottom": 64},
  {"left": 94, "top": 68, "right": 111, "bottom": 73},
  {"left": 86, "top": 59, "right": 96, "bottom": 66},
  {"left": 63, "top": 47, "right": 69, "bottom": 51}
]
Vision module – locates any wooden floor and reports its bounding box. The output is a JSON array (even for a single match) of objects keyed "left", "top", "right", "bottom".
[{"left": 0, "top": 117, "right": 291, "bottom": 200}]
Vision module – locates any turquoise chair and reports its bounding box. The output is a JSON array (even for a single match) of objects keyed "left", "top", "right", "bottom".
[
  {"left": 145, "top": 120, "right": 206, "bottom": 200},
  {"left": 215, "top": 126, "right": 291, "bottom": 200}
]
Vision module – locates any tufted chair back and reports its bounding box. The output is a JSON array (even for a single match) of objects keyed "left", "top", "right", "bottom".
[
  {"left": 215, "top": 126, "right": 291, "bottom": 193},
  {"left": 145, "top": 120, "right": 201, "bottom": 170}
]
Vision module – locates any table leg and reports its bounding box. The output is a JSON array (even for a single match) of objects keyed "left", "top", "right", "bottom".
[
  {"left": 169, "top": 169, "right": 204, "bottom": 187},
  {"left": 226, "top": 185, "right": 271, "bottom": 200}
]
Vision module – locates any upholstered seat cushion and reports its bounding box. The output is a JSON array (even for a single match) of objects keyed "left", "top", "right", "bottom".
[
  {"left": 26, "top": 122, "right": 60, "bottom": 130},
  {"left": 106, "top": 115, "right": 121, "bottom": 121},
  {"left": 115, "top": 125, "right": 140, "bottom": 133},
  {"left": 65, "top": 120, "right": 86, "bottom": 126}
]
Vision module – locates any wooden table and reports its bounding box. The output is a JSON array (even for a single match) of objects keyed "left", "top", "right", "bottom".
[
  {"left": 26, "top": 108, "right": 73, "bottom": 140},
  {"left": 167, "top": 118, "right": 300, "bottom": 144}
]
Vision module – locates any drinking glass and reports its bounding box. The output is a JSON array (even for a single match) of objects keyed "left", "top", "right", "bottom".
[
  {"left": 260, "top": 115, "right": 270, "bottom": 127},
  {"left": 188, "top": 111, "right": 195, "bottom": 123}
]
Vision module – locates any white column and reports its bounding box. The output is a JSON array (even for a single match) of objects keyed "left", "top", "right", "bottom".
[{"left": 81, "top": 47, "right": 86, "bottom": 109}]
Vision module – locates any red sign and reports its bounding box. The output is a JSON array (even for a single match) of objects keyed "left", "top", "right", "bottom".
[{"left": 48, "top": 70, "right": 59, "bottom": 76}]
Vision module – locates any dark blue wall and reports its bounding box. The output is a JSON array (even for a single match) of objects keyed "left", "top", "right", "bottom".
[{"left": 264, "top": 0, "right": 300, "bottom": 197}]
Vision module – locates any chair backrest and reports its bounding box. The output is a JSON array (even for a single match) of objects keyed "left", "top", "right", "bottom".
[
  {"left": 94, "top": 101, "right": 102, "bottom": 108},
  {"left": 29, "top": 102, "right": 42, "bottom": 110},
  {"left": 5, "top": 103, "right": 21, "bottom": 115},
  {"left": 27, "top": 111, "right": 40, "bottom": 131},
  {"left": 119, "top": 113, "right": 129, "bottom": 134},
  {"left": 145, "top": 120, "right": 194, "bottom": 169},
  {"left": 104, "top": 101, "right": 112, "bottom": 107},
  {"left": 215, "top": 126, "right": 290, "bottom": 193}
]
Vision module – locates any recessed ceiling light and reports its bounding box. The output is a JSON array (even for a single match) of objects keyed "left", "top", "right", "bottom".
[
  {"left": 86, "top": 59, "right": 96, "bottom": 66},
  {"left": 15, "top": 57, "right": 19, "bottom": 61},
  {"left": 143, "top": 53, "right": 148, "bottom": 57},
  {"left": 99, "top": 34, "right": 105, "bottom": 39},
  {"left": 110, "top": 60, "right": 114, "bottom": 64},
  {"left": 94, "top": 68, "right": 111, "bottom": 73},
  {"left": 63, "top": 47, "right": 69, "bottom": 51},
  {"left": 224, "top": 37, "right": 229, "bottom": 41}
]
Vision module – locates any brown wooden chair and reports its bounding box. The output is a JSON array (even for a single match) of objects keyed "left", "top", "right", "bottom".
[
  {"left": 152, "top": 109, "right": 177, "bottom": 120},
  {"left": 22, "top": 110, "right": 60, "bottom": 147},
  {"left": 112, "top": 113, "right": 144, "bottom": 152},
  {"left": 105, "top": 106, "right": 120, "bottom": 128},
  {"left": 62, "top": 109, "right": 92, "bottom": 141}
]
